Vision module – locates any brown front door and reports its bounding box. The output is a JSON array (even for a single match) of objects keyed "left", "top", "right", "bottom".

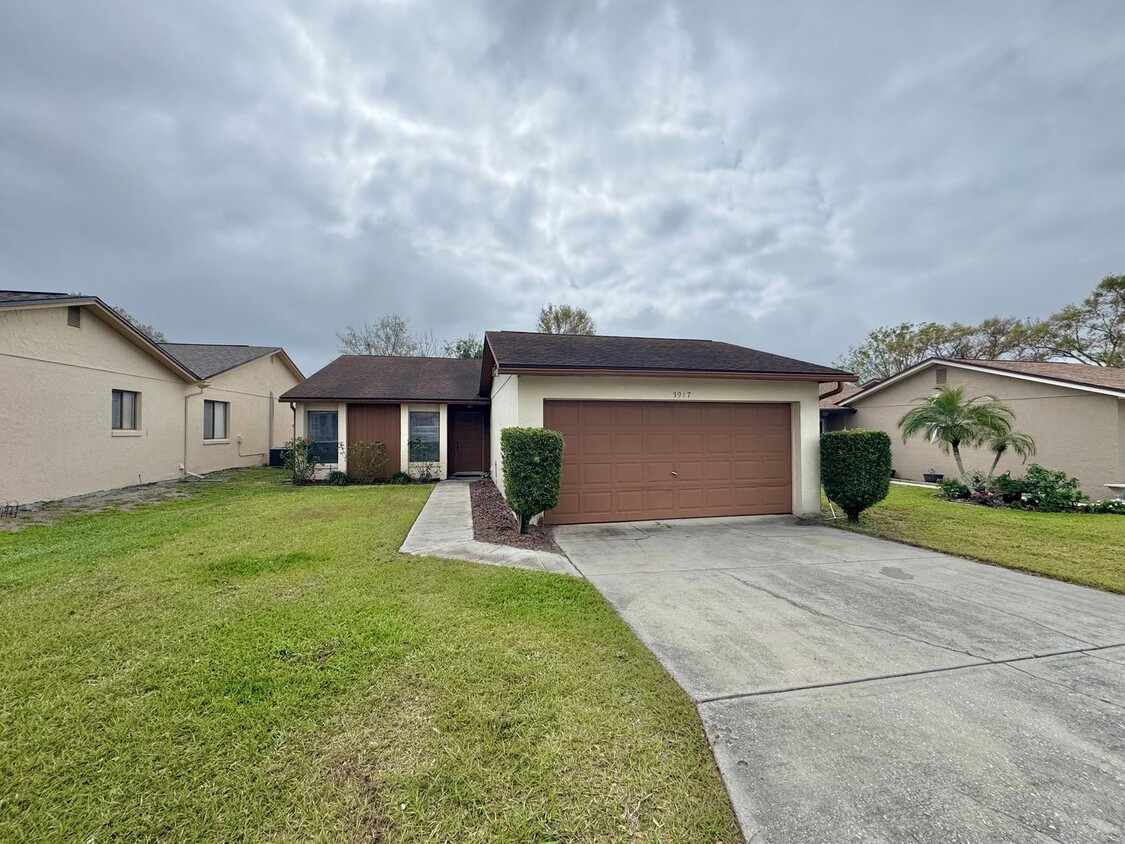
[
  {"left": 346, "top": 404, "right": 400, "bottom": 477},
  {"left": 451, "top": 409, "right": 486, "bottom": 474},
  {"left": 543, "top": 400, "right": 792, "bottom": 525}
]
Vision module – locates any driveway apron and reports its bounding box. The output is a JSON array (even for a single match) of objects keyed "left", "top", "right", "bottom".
[{"left": 554, "top": 516, "right": 1125, "bottom": 844}]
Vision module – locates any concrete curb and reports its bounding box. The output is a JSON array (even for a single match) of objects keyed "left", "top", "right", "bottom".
[{"left": 400, "top": 480, "right": 582, "bottom": 578}]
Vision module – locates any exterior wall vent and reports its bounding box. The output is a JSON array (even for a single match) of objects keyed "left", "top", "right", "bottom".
[
  {"left": 67, "top": 306, "right": 81, "bottom": 328},
  {"left": 935, "top": 366, "right": 947, "bottom": 385}
]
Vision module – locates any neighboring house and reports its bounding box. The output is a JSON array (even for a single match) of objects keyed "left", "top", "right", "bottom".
[
  {"left": 0, "top": 291, "right": 303, "bottom": 505},
  {"left": 824, "top": 358, "right": 1125, "bottom": 498},
  {"left": 281, "top": 331, "right": 853, "bottom": 524}
]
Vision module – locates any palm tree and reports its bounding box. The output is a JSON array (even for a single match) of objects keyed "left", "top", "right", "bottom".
[
  {"left": 897, "top": 386, "right": 1015, "bottom": 479},
  {"left": 987, "top": 429, "right": 1037, "bottom": 476}
]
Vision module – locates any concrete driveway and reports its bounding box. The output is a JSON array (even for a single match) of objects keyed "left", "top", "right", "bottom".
[{"left": 554, "top": 516, "right": 1125, "bottom": 843}]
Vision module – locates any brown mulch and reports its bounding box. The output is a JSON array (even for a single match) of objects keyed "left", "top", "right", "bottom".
[{"left": 469, "top": 478, "right": 563, "bottom": 554}]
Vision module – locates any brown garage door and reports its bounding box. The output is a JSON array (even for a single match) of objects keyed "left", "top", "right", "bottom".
[
  {"left": 346, "top": 404, "right": 400, "bottom": 477},
  {"left": 543, "top": 401, "right": 792, "bottom": 525}
]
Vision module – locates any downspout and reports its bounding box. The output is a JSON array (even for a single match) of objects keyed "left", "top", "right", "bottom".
[
  {"left": 182, "top": 384, "right": 206, "bottom": 481},
  {"left": 820, "top": 380, "right": 845, "bottom": 401},
  {"left": 290, "top": 402, "right": 297, "bottom": 441}
]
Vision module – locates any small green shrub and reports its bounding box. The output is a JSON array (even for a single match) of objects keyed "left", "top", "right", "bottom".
[
  {"left": 283, "top": 437, "right": 321, "bottom": 485},
  {"left": 501, "top": 427, "right": 564, "bottom": 533},
  {"left": 1085, "top": 498, "right": 1125, "bottom": 515},
  {"left": 387, "top": 471, "right": 411, "bottom": 485},
  {"left": 820, "top": 429, "right": 892, "bottom": 521},
  {"left": 325, "top": 470, "right": 350, "bottom": 486},
  {"left": 346, "top": 440, "right": 388, "bottom": 484},
  {"left": 1020, "top": 464, "right": 1087, "bottom": 512},
  {"left": 938, "top": 478, "right": 970, "bottom": 500},
  {"left": 988, "top": 472, "right": 1026, "bottom": 504}
]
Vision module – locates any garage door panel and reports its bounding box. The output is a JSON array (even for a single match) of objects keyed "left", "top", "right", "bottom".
[{"left": 545, "top": 400, "right": 792, "bottom": 524}]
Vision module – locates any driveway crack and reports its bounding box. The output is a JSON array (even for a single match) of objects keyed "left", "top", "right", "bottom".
[
  {"left": 1002, "top": 660, "right": 1125, "bottom": 713},
  {"left": 721, "top": 570, "right": 989, "bottom": 662}
]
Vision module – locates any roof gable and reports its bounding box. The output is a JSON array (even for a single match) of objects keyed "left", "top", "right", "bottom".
[{"left": 840, "top": 358, "right": 1125, "bottom": 404}]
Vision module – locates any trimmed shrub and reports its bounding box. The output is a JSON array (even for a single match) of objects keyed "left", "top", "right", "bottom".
[
  {"left": 821, "top": 429, "right": 892, "bottom": 521},
  {"left": 1020, "top": 464, "right": 1087, "bottom": 512},
  {"left": 325, "top": 470, "right": 350, "bottom": 486},
  {"left": 346, "top": 440, "right": 388, "bottom": 484},
  {"left": 501, "top": 427, "right": 564, "bottom": 533},
  {"left": 938, "top": 478, "right": 970, "bottom": 500},
  {"left": 988, "top": 472, "right": 1026, "bottom": 504}
]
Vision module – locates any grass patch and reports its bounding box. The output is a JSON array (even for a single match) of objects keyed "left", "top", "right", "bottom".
[
  {"left": 0, "top": 469, "right": 739, "bottom": 842},
  {"left": 814, "top": 483, "right": 1125, "bottom": 593}
]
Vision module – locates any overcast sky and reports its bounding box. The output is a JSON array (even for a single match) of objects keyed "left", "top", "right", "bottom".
[{"left": 2, "top": 2, "right": 1123, "bottom": 374}]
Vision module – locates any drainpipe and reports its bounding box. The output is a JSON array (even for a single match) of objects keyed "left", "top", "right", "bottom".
[
  {"left": 820, "top": 380, "right": 845, "bottom": 401},
  {"left": 290, "top": 402, "right": 297, "bottom": 441},
  {"left": 182, "top": 384, "right": 206, "bottom": 481}
]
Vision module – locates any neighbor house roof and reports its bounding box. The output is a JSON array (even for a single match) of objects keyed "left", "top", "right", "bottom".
[
  {"left": 279, "top": 356, "right": 486, "bottom": 403},
  {"left": 0, "top": 290, "right": 200, "bottom": 382},
  {"left": 840, "top": 357, "right": 1125, "bottom": 404},
  {"left": 159, "top": 343, "right": 299, "bottom": 380},
  {"left": 482, "top": 331, "right": 855, "bottom": 393},
  {"left": 819, "top": 381, "right": 863, "bottom": 411}
]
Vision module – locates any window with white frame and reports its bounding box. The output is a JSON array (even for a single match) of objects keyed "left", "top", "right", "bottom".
[
  {"left": 111, "top": 389, "right": 139, "bottom": 430},
  {"left": 408, "top": 411, "right": 440, "bottom": 462},
  {"left": 204, "top": 400, "right": 229, "bottom": 440}
]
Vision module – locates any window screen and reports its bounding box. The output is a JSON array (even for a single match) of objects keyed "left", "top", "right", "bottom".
[
  {"left": 307, "top": 411, "right": 339, "bottom": 462},
  {"left": 204, "top": 400, "right": 229, "bottom": 439},
  {"left": 112, "top": 390, "right": 139, "bottom": 430}
]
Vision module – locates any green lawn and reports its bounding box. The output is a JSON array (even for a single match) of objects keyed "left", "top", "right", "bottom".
[
  {"left": 0, "top": 469, "right": 739, "bottom": 843},
  {"left": 815, "top": 483, "right": 1125, "bottom": 593}
]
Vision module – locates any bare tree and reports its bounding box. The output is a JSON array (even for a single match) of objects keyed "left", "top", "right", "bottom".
[
  {"left": 113, "top": 306, "right": 166, "bottom": 342},
  {"left": 442, "top": 335, "right": 484, "bottom": 358},
  {"left": 536, "top": 303, "right": 597, "bottom": 335},
  {"left": 337, "top": 314, "right": 440, "bottom": 356}
]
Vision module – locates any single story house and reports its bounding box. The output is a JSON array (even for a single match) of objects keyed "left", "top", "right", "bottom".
[
  {"left": 280, "top": 331, "right": 854, "bottom": 524},
  {"left": 0, "top": 290, "right": 303, "bottom": 505},
  {"left": 822, "top": 358, "right": 1125, "bottom": 499}
]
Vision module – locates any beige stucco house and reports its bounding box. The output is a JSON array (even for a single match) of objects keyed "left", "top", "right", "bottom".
[
  {"left": 822, "top": 358, "right": 1125, "bottom": 499},
  {"left": 0, "top": 291, "right": 303, "bottom": 505},
  {"left": 281, "top": 331, "right": 854, "bottom": 524}
]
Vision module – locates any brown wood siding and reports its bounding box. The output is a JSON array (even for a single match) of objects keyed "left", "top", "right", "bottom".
[
  {"left": 346, "top": 404, "right": 400, "bottom": 477},
  {"left": 544, "top": 400, "right": 792, "bottom": 525}
]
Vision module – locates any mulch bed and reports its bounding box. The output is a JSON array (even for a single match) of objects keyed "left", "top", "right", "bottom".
[{"left": 469, "top": 478, "right": 563, "bottom": 554}]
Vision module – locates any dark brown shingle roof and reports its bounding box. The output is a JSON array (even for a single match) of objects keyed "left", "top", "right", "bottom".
[
  {"left": 280, "top": 356, "right": 485, "bottom": 402},
  {"left": 819, "top": 381, "right": 864, "bottom": 408},
  {"left": 159, "top": 343, "right": 282, "bottom": 379},
  {"left": 0, "top": 290, "right": 79, "bottom": 306},
  {"left": 485, "top": 331, "right": 854, "bottom": 379},
  {"left": 950, "top": 359, "right": 1125, "bottom": 394}
]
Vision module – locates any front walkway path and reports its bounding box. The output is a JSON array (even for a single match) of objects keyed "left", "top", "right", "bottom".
[{"left": 399, "top": 480, "right": 580, "bottom": 576}]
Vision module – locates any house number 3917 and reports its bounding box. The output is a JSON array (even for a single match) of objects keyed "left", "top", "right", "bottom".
[{"left": 672, "top": 390, "right": 692, "bottom": 399}]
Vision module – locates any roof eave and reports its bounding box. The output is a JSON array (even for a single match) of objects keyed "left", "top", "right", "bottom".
[{"left": 495, "top": 365, "right": 857, "bottom": 382}]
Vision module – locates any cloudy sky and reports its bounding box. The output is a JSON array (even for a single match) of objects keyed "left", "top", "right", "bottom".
[{"left": 2, "top": 1, "right": 1123, "bottom": 374}]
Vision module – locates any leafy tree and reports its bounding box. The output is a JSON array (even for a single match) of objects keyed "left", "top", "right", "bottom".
[
  {"left": 897, "top": 386, "right": 1015, "bottom": 479},
  {"left": 114, "top": 306, "right": 167, "bottom": 342},
  {"left": 443, "top": 335, "right": 484, "bottom": 359},
  {"left": 536, "top": 303, "right": 596, "bottom": 335},
  {"left": 1022, "top": 275, "right": 1124, "bottom": 366},
  {"left": 986, "top": 428, "right": 1037, "bottom": 477},
  {"left": 337, "top": 314, "right": 440, "bottom": 356}
]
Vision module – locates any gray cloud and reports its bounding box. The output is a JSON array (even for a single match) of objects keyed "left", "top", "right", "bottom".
[{"left": 2, "top": 0, "right": 1123, "bottom": 373}]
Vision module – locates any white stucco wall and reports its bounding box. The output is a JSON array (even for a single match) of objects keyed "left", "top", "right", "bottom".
[
  {"left": 293, "top": 402, "right": 347, "bottom": 473},
  {"left": 489, "top": 373, "right": 822, "bottom": 516},
  {"left": 0, "top": 305, "right": 191, "bottom": 503},
  {"left": 185, "top": 353, "right": 302, "bottom": 475}
]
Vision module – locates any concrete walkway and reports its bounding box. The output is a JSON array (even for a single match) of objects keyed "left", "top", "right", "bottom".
[
  {"left": 555, "top": 516, "right": 1125, "bottom": 844},
  {"left": 399, "top": 480, "right": 580, "bottom": 576}
]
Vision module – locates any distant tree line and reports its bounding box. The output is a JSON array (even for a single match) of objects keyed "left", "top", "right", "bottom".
[
  {"left": 836, "top": 275, "right": 1124, "bottom": 383},
  {"left": 337, "top": 303, "right": 597, "bottom": 357}
]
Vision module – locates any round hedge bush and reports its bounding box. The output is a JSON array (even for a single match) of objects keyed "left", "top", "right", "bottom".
[{"left": 821, "top": 429, "right": 892, "bottom": 521}]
